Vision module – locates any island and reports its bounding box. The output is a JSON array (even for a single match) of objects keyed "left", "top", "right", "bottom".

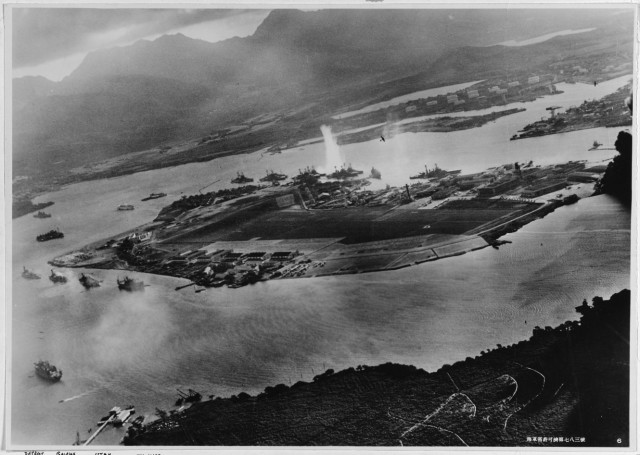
[{"left": 50, "top": 159, "right": 606, "bottom": 289}]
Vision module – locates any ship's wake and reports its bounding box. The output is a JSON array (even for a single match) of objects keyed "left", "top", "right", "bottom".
[{"left": 59, "top": 388, "right": 98, "bottom": 403}]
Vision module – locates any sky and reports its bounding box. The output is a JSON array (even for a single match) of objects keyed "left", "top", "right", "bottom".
[{"left": 11, "top": 8, "right": 271, "bottom": 80}]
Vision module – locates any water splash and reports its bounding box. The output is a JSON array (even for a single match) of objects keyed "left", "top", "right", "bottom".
[{"left": 321, "top": 125, "right": 343, "bottom": 171}]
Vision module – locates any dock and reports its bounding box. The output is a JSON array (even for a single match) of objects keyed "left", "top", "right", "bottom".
[{"left": 80, "top": 406, "right": 135, "bottom": 446}]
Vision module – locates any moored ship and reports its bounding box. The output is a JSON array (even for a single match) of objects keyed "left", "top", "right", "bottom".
[
  {"left": 117, "top": 276, "right": 145, "bottom": 291},
  {"left": 327, "top": 164, "right": 364, "bottom": 180},
  {"left": 36, "top": 229, "right": 64, "bottom": 242},
  {"left": 292, "top": 166, "right": 325, "bottom": 185},
  {"left": 231, "top": 172, "right": 254, "bottom": 184},
  {"left": 79, "top": 273, "right": 101, "bottom": 289},
  {"left": 33, "top": 211, "right": 52, "bottom": 218},
  {"left": 259, "top": 170, "right": 288, "bottom": 183},
  {"left": 409, "top": 164, "right": 458, "bottom": 180},
  {"left": 49, "top": 269, "right": 68, "bottom": 283},
  {"left": 22, "top": 266, "right": 41, "bottom": 280},
  {"left": 141, "top": 192, "right": 167, "bottom": 201},
  {"left": 34, "top": 360, "right": 62, "bottom": 382}
]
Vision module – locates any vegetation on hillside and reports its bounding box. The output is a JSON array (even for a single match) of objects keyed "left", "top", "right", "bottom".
[
  {"left": 126, "top": 290, "right": 630, "bottom": 447},
  {"left": 594, "top": 130, "right": 632, "bottom": 206}
]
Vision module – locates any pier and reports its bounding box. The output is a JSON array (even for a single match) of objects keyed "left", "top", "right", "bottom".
[
  {"left": 83, "top": 415, "right": 114, "bottom": 446},
  {"left": 79, "top": 406, "right": 135, "bottom": 446}
]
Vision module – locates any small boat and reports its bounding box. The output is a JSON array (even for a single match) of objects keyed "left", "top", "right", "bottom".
[
  {"left": 34, "top": 360, "right": 62, "bottom": 382},
  {"left": 117, "top": 276, "right": 145, "bottom": 292},
  {"left": 79, "top": 273, "right": 101, "bottom": 289},
  {"left": 117, "top": 204, "right": 135, "bottom": 211},
  {"left": 33, "top": 211, "right": 52, "bottom": 218},
  {"left": 369, "top": 167, "right": 382, "bottom": 179},
  {"left": 49, "top": 269, "right": 68, "bottom": 284},
  {"left": 588, "top": 140, "right": 603, "bottom": 151},
  {"left": 141, "top": 192, "right": 167, "bottom": 201},
  {"left": 22, "top": 266, "right": 41, "bottom": 280}
]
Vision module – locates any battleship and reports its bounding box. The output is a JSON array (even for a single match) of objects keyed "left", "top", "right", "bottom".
[
  {"left": 141, "top": 192, "right": 167, "bottom": 201},
  {"left": 49, "top": 269, "right": 68, "bottom": 283},
  {"left": 231, "top": 172, "right": 254, "bottom": 184},
  {"left": 79, "top": 273, "right": 101, "bottom": 289},
  {"left": 33, "top": 211, "right": 52, "bottom": 218},
  {"left": 327, "top": 164, "right": 364, "bottom": 179},
  {"left": 259, "top": 170, "right": 288, "bottom": 183},
  {"left": 117, "top": 276, "right": 145, "bottom": 291},
  {"left": 34, "top": 360, "right": 62, "bottom": 382},
  {"left": 409, "top": 164, "right": 460, "bottom": 180},
  {"left": 292, "top": 167, "right": 325, "bottom": 185},
  {"left": 36, "top": 229, "right": 64, "bottom": 242},
  {"left": 22, "top": 266, "right": 41, "bottom": 280}
]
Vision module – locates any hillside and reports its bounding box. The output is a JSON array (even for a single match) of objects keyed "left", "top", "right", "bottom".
[
  {"left": 12, "top": 8, "right": 633, "bottom": 180},
  {"left": 126, "top": 290, "right": 630, "bottom": 447}
]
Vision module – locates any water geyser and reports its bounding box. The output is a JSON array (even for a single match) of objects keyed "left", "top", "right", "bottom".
[{"left": 321, "top": 125, "right": 343, "bottom": 171}]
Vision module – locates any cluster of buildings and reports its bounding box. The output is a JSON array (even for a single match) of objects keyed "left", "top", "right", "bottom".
[
  {"left": 399, "top": 74, "right": 557, "bottom": 116},
  {"left": 550, "top": 55, "right": 632, "bottom": 82}
]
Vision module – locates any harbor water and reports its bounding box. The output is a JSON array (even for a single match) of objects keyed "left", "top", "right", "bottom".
[{"left": 9, "top": 75, "right": 631, "bottom": 446}]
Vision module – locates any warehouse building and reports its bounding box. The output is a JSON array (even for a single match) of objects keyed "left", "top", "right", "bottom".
[{"left": 521, "top": 180, "right": 566, "bottom": 198}]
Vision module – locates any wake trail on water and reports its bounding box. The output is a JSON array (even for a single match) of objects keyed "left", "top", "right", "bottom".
[{"left": 58, "top": 388, "right": 99, "bottom": 404}]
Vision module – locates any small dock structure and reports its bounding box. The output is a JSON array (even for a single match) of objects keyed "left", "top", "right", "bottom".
[{"left": 80, "top": 406, "right": 135, "bottom": 445}]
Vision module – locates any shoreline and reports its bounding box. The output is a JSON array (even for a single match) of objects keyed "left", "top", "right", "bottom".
[{"left": 124, "top": 289, "right": 630, "bottom": 447}]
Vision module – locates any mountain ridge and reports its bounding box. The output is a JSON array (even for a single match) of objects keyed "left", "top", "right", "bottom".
[{"left": 12, "top": 8, "right": 632, "bottom": 178}]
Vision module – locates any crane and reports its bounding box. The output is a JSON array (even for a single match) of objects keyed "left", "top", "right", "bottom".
[{"left": 546, "top": 106, "right": 562, "bottom": 118}]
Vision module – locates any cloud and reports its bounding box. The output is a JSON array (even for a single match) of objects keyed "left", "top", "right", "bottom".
[{"left": 11, "top": 8, "right": 254, "bottom": 68}]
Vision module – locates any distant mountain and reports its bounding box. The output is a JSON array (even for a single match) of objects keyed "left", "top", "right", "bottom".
[
  {"left": 61, "top": 9, "right": 620, "bottom": 91},
  {"left": 12, "top": 8, "right": 630, "bottom": 177}
]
